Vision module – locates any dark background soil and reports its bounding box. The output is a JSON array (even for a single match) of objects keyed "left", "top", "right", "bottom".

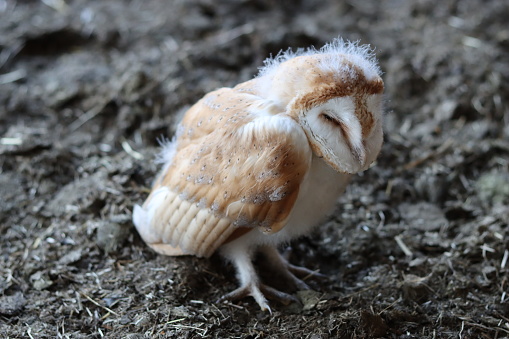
[{"left": 1, "top": 0, "right": 509, "bottom": 337}]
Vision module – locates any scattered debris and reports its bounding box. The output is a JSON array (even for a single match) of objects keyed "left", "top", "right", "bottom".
[{"left": 1, "top": 0, "right": 507, "bottom": 337}]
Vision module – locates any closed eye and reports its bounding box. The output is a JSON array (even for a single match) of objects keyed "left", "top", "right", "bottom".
[
  {"left": 320, "top": 112, "right": 355, "bottom": 154},
  {"left": 320, "top": 113, "right": 342, "bottom": 128}
]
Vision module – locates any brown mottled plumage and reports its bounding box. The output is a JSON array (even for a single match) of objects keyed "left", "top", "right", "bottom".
[{"left": 133, "top": 38, "right": 384, "bottom": 311}]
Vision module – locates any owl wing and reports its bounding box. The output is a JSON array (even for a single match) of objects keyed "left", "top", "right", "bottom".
[{"left": 133, "top": 88, "right": 312, "bottom": 258}]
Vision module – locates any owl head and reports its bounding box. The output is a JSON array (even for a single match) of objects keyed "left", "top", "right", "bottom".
[{"left": 256, "top": 39, "right": 384, "bottom": 174}]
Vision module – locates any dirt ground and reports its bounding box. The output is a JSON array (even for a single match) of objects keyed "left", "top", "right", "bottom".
[{"left": 1, "top": 0, "right": 509, "bottom": 337}]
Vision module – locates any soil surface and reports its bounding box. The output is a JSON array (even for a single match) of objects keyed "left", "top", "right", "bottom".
[{"left": 1, "top": 0, "right": 509, "bottom": 338}]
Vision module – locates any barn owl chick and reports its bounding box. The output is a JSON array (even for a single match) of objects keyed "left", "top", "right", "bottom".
[{"left": 133, "top": 38, "right": 384, "bottom": 311}]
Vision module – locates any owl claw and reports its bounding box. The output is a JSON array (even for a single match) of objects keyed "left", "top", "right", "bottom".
[
  {"left": 259, "top": 245, "right": 327, "bottom": 291},
  {"left": 281, "top": 268, "right": 311, "bottom": 291},
  {"left": 218, "top": 282, "right": 271, "bottom": 311},
  {"left": 218, "top": 282, "right": 299, "bottom": 312},
  {"left": 260, "top": 284, "right": 300, "bottom": 305}
]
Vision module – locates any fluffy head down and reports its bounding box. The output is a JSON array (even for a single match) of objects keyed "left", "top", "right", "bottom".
[{"left": 254, "top": 38, "right": 385, "bottom": 174}]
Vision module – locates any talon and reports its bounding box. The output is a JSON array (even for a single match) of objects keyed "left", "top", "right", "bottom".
[
  {"left": 217, "top": 287, "right": 250, "bottom": 303},
  {"left": 260, "top": 284, "right": 300, "bottom": 305},
  {"left": 218, "top": 283, "right": 271, "bottom": 311},
  {"left": 219, "top": 244, "right": 323, "bottom": 312},
  {"left": 258, "top": 245, "right": 327, "bottom": 291}
]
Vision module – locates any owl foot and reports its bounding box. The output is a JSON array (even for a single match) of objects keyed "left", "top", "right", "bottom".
[
  {"left": 220, "top": 245, "right": 303, "bottom": 311},
  {"left": 259, "top": 245, "right": 327, "bottom": 291},
  {"left": 218, "top": 282, "right": 299, "bottom": 313}
]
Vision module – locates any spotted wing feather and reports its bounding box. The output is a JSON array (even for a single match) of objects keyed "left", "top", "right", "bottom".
[{"left": 133, "top": 86, "right": 312, "bottom": 257}]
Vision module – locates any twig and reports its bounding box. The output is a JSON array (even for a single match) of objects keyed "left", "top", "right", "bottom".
[
  {"left": 211, "top": 303, "right": 226, "bottom": 319},
  {"left": 302, "top": 269, "right": 323, "bottom": 281},
  {"left": 26, "top": 325, "right": 35, "bottom": 339},
  {"left": 69, "top": 99, "right": 110, "bottom": 132},
  {"left": 0, "top": 69, "right": 26, "bottom": 84},
  {"left": 501, "top": 250, "right": 508, "bottom": 269},
  {"left": 463, "top": 321, "right": 509, "bottom": 334},
  {"left": 0, "top": 137, "right": 23, "bottom": 145},
  {"left": 378, "top": 297, "right": 401, "bottom": 315},
  {"left": 121, "top": 138, "right": 144, "bottom": 160},
  {"left": 75, "top": 291, "right": 83, "bottom": 312},
  {"left": 167, "top": 317, "right": 187, "bottom": 324},
  {"left": 220, "top": 300, "right": 245, "bottom": 310},
  {"left": 167, "top": 324, "right": 206, "bottom": 332},
  {"left": 403, "top": 138, "right": 454, "bottom": 170},
  {"left": 395, "top": 235, "right": 413, "bottom": 257},
  {"left": 163, "top": 319, "right": 207, "bottom": 337},
  {"left": 208, "top": 24, "right": 254, "bottom": 46},
  {"left": 481, "top": 244, "right": 495, "bottom": 259},
  {"left": 80, "top": 292, "right": 119, "bottom": 316},
  {"left": 41, "top": 0, "right": 69, "bottom": 13},
  {"left": 339, "top": 283, "right": 381, "bottom": 300}
]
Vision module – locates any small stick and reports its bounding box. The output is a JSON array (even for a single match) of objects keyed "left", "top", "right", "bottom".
[
  {"left": 121, "top": 139, "right": 144, "bottom": 160},
  {"left": 395, "top": 235, "right": 413, "bottom": 257},
  {"left": 403, "top": 138, "right": 454, "bottom": 170},
  {"left": 501, "top": 250, "right": 508, "bottom": 269},
  {"left": 80, "top": 292, "right": 119, "bottom": 316}
]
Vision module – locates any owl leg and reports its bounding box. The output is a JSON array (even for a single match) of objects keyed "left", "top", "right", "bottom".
[
  {"left": 218, "top": 246, "right": 298, "bottom": 312},
  {"left": 259, "top": 245, "right": 326, "bottom": 290}
]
